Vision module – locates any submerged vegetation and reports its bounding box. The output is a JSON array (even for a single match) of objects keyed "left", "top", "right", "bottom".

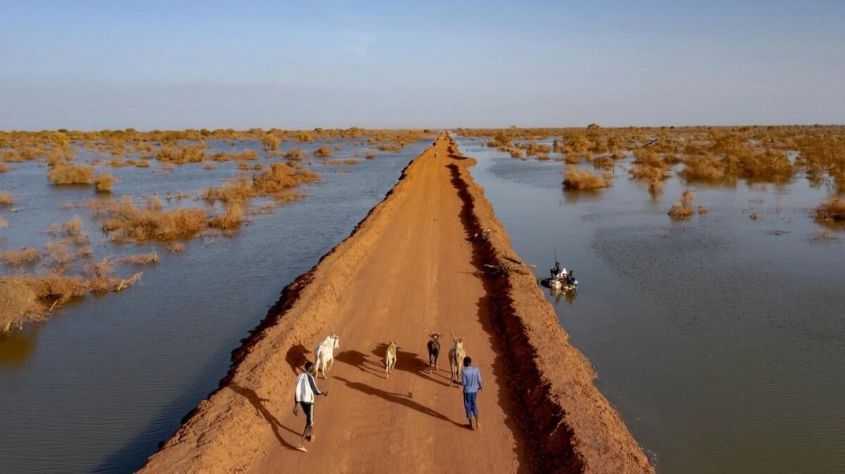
[
  {"left": 461, "top": 125, "right": 845, "bottom": 230},
  {"left": 0, "top": 127, "right": 434, "bottom": 332},
  {"left": 562, "top": 166, "right": 611, "bottom": 191}
]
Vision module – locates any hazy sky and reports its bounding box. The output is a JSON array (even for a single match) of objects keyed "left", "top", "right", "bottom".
[{"left": 1, "top": 0, "right": 843, "bottom": 130}]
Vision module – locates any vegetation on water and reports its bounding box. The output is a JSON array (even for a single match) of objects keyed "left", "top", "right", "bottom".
[
  {"left": 0, "top": 128, "right": 434, "bottom": 332},
  {"left": 816, "top": 198, "right": 845, "bottom": 225},
  {"left": 562, "top": 166, "right": 611, "bottom": 191},
  {"left": 0, "top": 191, "right": 14, "bottom": 206},
  {"left": 94, "top": 173, "right": 118, "bottom": 192},
  {"left": 48, "top": 163, "right": 95, "bottom": 185}
]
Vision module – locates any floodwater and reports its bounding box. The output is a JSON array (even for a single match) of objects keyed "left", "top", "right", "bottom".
[
  {"left": 456, "top": 136, "right": 845, "bottom": 473},
  {"left": 0, "top": 139, "right": 428, "bottom": 473}
]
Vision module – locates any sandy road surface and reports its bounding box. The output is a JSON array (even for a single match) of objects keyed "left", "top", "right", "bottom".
[{"left": 256, "top": 136, "right": 523, "bottom": 472}]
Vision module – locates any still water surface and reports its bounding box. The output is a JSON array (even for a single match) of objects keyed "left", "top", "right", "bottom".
[
  {"left": 0, "top": 139, "right": 428, "bottom": 473},
  {"left": 457, "top": 136, "right": 845, "bottom": 473}
]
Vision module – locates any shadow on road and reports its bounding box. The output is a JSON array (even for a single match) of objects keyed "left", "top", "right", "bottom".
[
  {"left": 228, "top": 384, "right": 300, "bottom": 451},
  {"left": 333, "top": 376, "right": 467, "bottom": 429}
]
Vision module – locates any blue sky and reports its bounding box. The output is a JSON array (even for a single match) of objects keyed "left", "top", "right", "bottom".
[{"left": 1, "top": 0, "right": 843, "bottom": 130}]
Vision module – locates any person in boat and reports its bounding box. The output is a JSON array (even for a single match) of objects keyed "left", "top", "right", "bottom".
[
  {"left": 566, "top": 270, "right": 576, "bottom": 286},
  {"left": 551, "top": 261, "right": 561, "bottom": 279}
]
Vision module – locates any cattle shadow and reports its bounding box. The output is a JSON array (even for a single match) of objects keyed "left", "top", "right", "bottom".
[
  {"left": 228, "top": 384, "right": 300, "bottom": 451},
  {"left": 285, "top": 343, "right": 310, "bottom": 374},
  {"left": 333, "top": 376, "right": 466, "bottom": 429},
  {"left": 334, "top": 349, "right": 384, "bottom": 377},
  {"left": 372, "top": 343, "right": 452, "bottom": 386}
]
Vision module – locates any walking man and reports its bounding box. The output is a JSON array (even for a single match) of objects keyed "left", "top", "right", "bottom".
[
  {"left": 460, "top": 356, "right": 482, "bottom": 430},
  {"left": 293, "top": 361, "right": 328, "bottom": 452}
]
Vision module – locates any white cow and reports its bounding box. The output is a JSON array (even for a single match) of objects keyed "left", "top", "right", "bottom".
[
  {"left": 449, "top": 334, "right": 466, "bottom": 384},
  {"left": 314, "top": 334, "right": 340, "bottom": 378}
]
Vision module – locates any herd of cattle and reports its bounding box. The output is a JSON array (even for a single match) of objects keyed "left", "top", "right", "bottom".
[{"left": 312, "top": 332, "right": 469, "bottom": 383}]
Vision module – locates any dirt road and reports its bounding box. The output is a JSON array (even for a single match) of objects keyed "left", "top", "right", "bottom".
[
  {"left": 142, "top": 133, "right": 653, "bottom": 473},
  {"left": 251, "top": 135, "right": 521, "bottom": 472}
]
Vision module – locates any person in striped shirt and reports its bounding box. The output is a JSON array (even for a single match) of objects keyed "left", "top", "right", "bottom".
[{"left": 292, "top": 361, "right": 328, "bottom": 452}]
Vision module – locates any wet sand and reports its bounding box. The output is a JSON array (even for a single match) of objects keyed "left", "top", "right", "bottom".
[{"left": 141, "top": 133, "right": 652, "bottom": 473}]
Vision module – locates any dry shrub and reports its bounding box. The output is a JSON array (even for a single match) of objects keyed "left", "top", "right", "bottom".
[
  {"left": 209, "top": 202, "right": 245, "bottom": 230},
  {"left": 45, "top": 242, "right": 73, "bottom": 269},
  {"left": 48, "top": 164, "right": 95, "bottom": 185},
  {"left": 668, "top": 190, "right": 696, "bottom": 220},
  {"left": 0, "top": 247, "right": 42, "bottom": 266},
  {"left": 203, "top": 162, "right": 216, "bottom": 170},
  {"left": 0, "top": 279, "right": 43, "bottom": 332},
  {"left": 313, "top": 146, "right": 332, "bottom": 158},
  {"left": 134, "top": 160, "right": 151, "bottom": 168},
  {"left": 681, "top": 155, "right": 727, "bottom": 183},
  {"left": 253, "top": 163, "right": 319, "bottom": 194},
  {"left": 100, "top": 197, "right": 208, "bottom": 242},
  {"left": 592, "top": 155, "right": 614, "bottom": 169},
  {"left": 0, "top": 191, "right": 14, "bottom": 206},
  {"left": 0, "top": 163, "right": 10, "bottom": 173},
  {"left": 0, "top": 271, "right": 142, "bottom": 333},
  {"left": 522, "top": 142, "right": 552, "bottom": 157},
  {"left": 364, "top": 152, "right": 376, "bottom": 160},
  {"left": 156, "top": 145, "right": 205, "bottom": 164},
  {"left": 95, "top": 173, "right": 119, "bottom": 192},
  {"left": 145, "top": 194, "right": 163, "bottom": 210},
  {"left": 562, "top": 166, "right": 610, "bottom": 191},
  {"left": 285, "top": 148, "right": 305, "bottom": 160},
  {"left": 47, "top": 215, "right": 89, "bottom": 246},
  {"left": 815, "top": 198, "right": 845, "bottom": 223},
  {"left": 203, "top": 177, "right": 252, "bottom": 204}
]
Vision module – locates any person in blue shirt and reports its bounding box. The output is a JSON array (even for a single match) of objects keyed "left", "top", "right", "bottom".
[{"left": 460, "top": 356, "right": 482, "bottom": 430}]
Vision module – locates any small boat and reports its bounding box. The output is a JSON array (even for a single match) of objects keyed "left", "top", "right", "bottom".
[{"left": 540, "top": 275, "right": 578, "bottom": 292}]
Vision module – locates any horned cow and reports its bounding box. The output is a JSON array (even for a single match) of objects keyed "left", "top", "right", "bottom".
[
  {"left": 448, "top": 332, "right": 466, "bottom": 384},
  {"left": 427, "top": 333, "right": 442, "bottom": 369},
  {"left": 384, "top": 341, "right": 398, "bottom": 379},
  {"left": 314, "top": 333, "right": 340, "bottom": 378}
]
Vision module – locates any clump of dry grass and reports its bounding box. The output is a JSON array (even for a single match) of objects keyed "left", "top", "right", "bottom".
[
  {"left": 680, "top": 155, "right": 727, "bottom": 183},
  {"left": 562, "top": 166, "right": 611, "bottom": 191},
  {"left": 815, "top": 198, "right": 845, "bottom": 224},
  {"left": 48, "top": 164, "right": 95, "bottom": 185},
  {"left": 209, "top": 202, "right": 245, "bottom": 230},
  {"left": 156, "top": 144, "right": 205, "bottom": 164},
  {"left": 285, "top": 148, "right": 305, "bottom": 160},
  {"left": 95, "top": 173, "right": 119, "bottom": 192},
  {"left": 0, "top": 191, "right": 14, "bottom": 206},
  {"left": 0, "top": 248, "right": 40, "bottom": 266},
  {"left": 253, "top": 163, "right": 319, "bottom": 194},
  {"left": 47, "top": 215, "right": 90, "bottom": 246},
  {"left": 668, "top": 190, "right": 696, "bottom": 220},
  {"left": 99, "top": 197, "right": 208, "bottom": 243},
  {"left": 0, "top": 217, "right": 7, "bottom": 228},
  {"left": 364, "top": 152, "right": 376, "bottom": 160},
  {"left": 0, "top": 271, "right": 143, "bottom": 333},
  {"left": 0, "top": 279, "right": 43, "bottom": 332},
  {"left": 0, "top": 163, "right": 10, "bottom": 173},
  {"left": 313, "top": 146, "right": 332, "bottom": 158}
]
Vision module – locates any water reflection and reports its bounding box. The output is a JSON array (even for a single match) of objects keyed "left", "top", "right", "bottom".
[{"left": 0, "top": 326, "right": 39, "bottom": 369}]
